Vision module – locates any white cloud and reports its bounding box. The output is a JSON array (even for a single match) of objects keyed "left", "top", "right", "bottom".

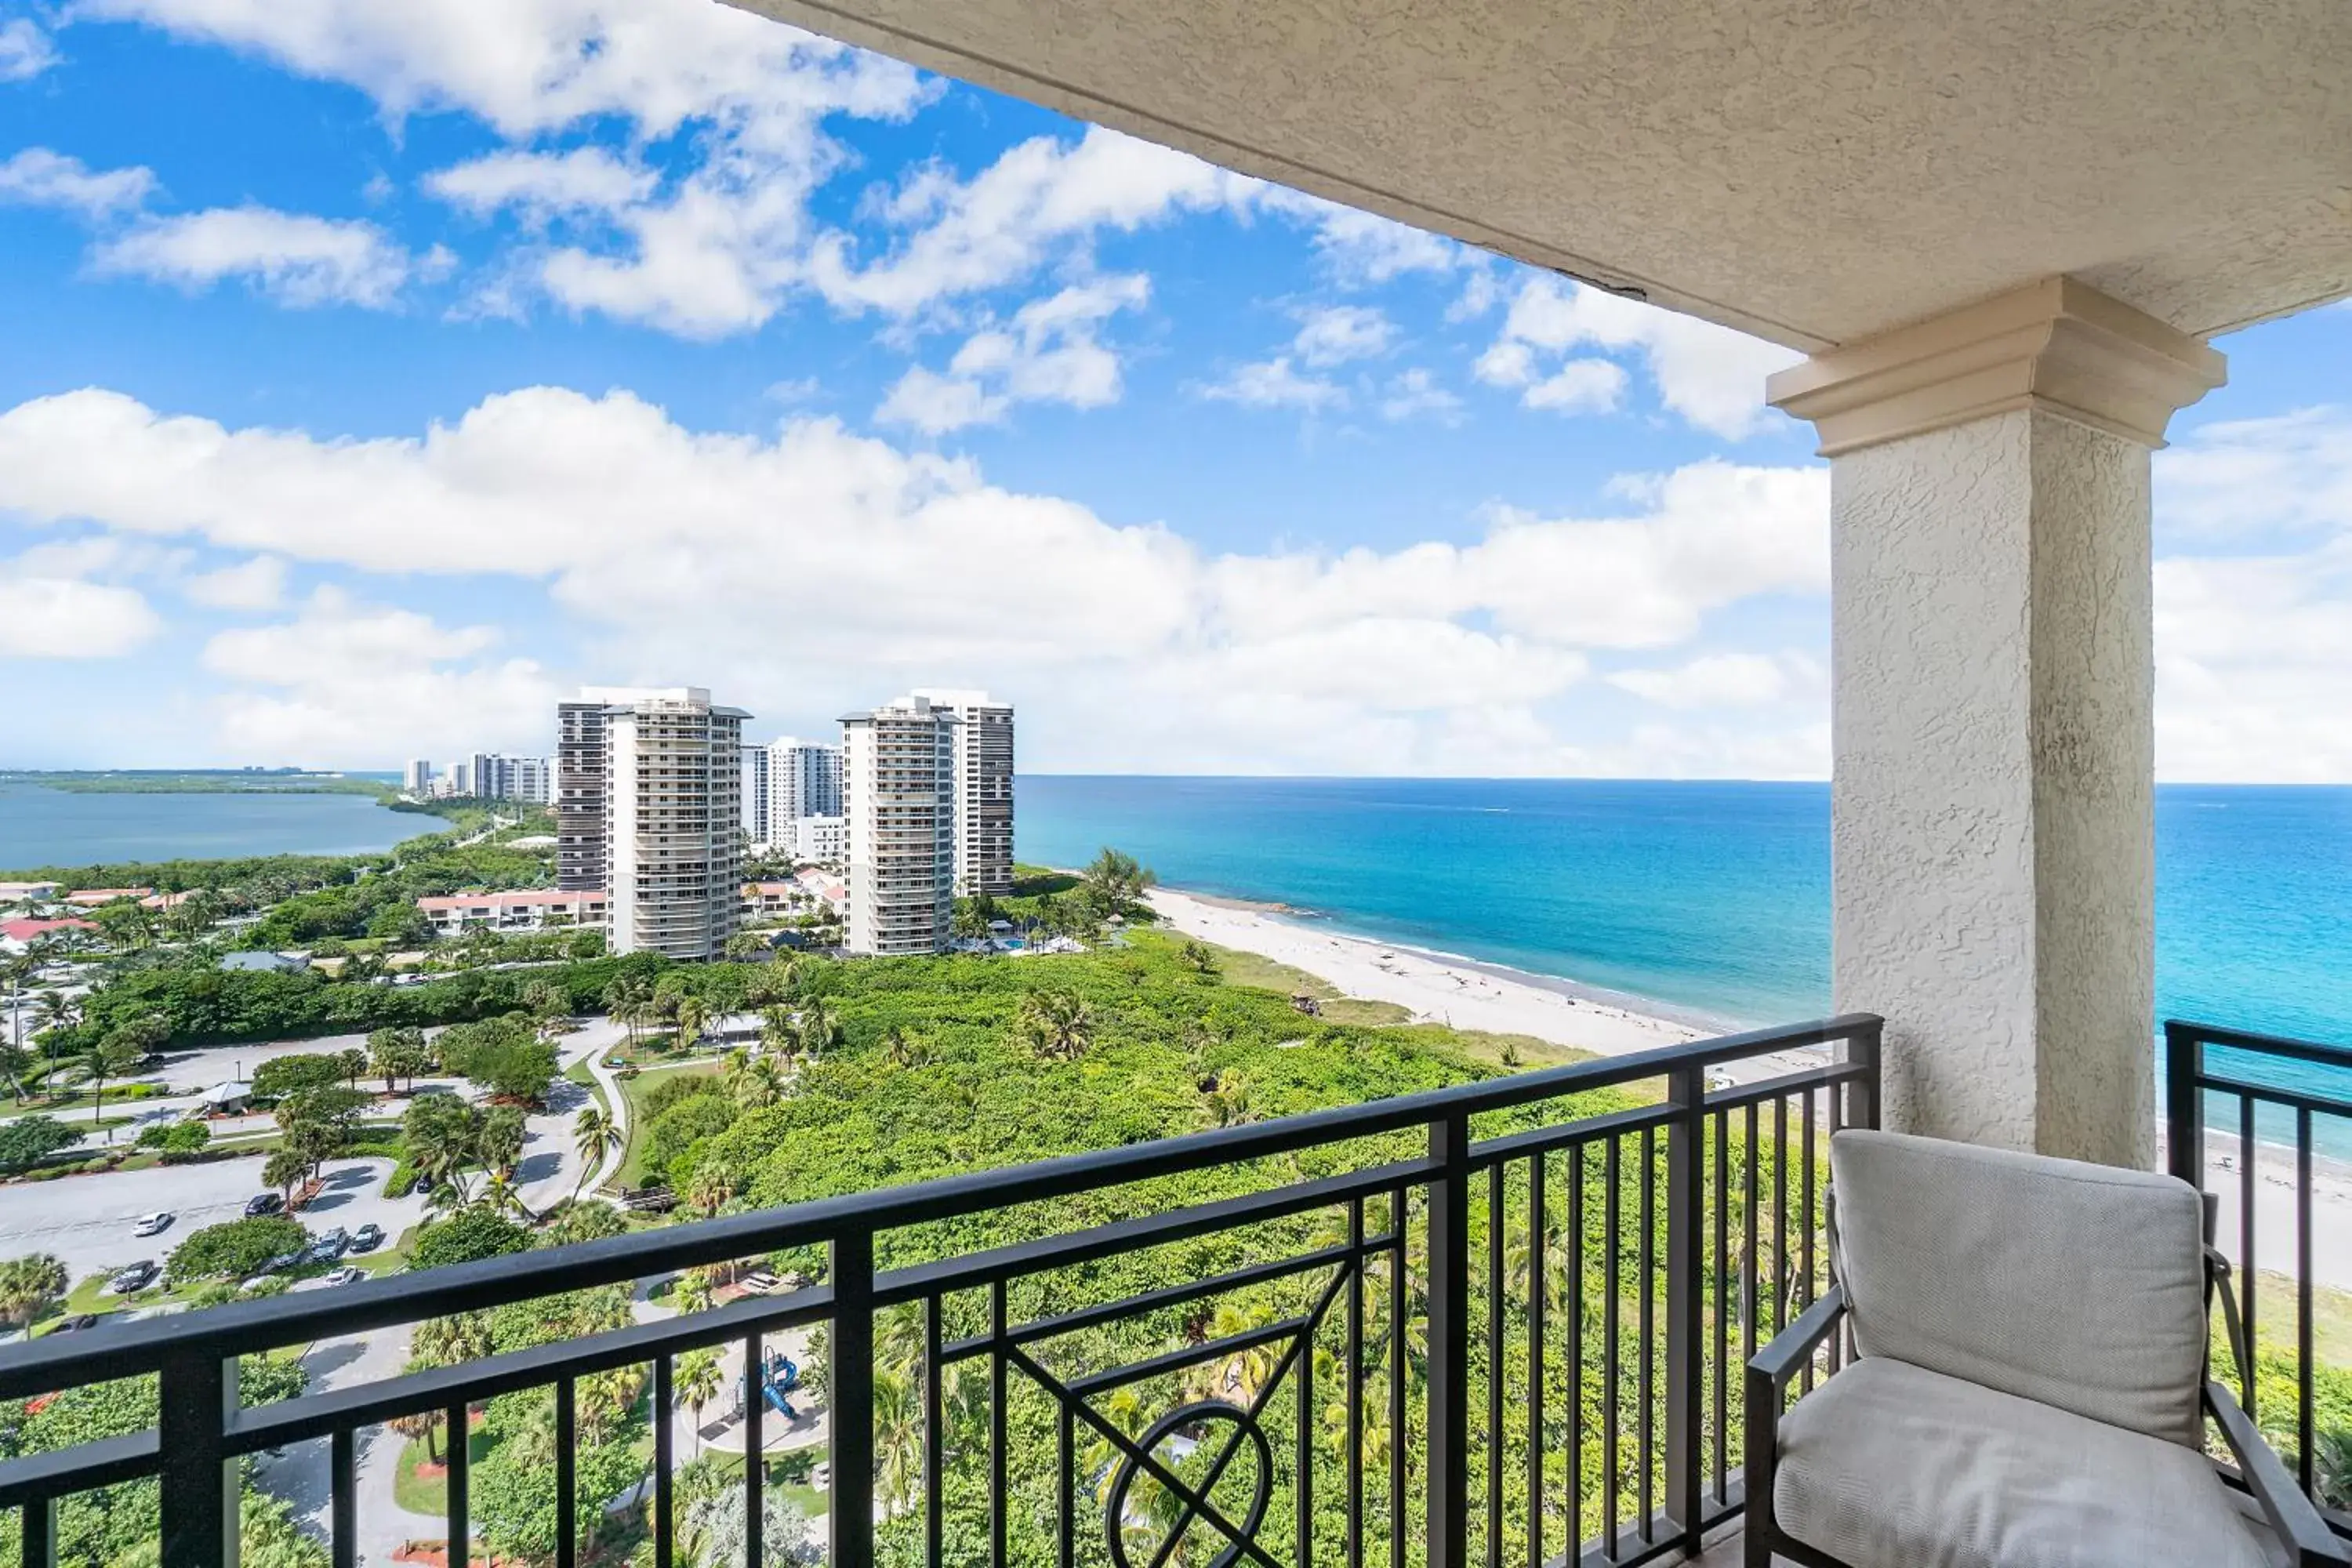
[
  {"left": 1523, "top": 360, "right": 1628, "bottom": 415},
  {"left": 0, "top": 148, "right": 158, "bottom": 217},
  {"left": 2156, "top": 408, "right": 2352, "bottom": 545},
  {"left": 183, "top": 554, "right": 288, "bottom": 611},
  {"left": 76, "top": 0, "right": 877, "bottom": 139},
  {"left": 426, "top": 147, "right": 656, "bottom": 222},
  {"left": 201, "top": 586, "right": 556, "bottom": 763},
  {"left": 0, "top": 17, "right": 59, "bottom": 82},
  {"left": 2151, "top": 408, "right": 2352, "bottom": 781},
  {"left": 0, "top": 560, "right": 162, "bottom": 659},
  {"left": 0, "top": 385, "right": 1832, "bottom": 772},
  {"left": 1478, "top": 276, "right": 1802, "bottom": 438},
  {"left": 1258, "top": 194, "right": 1468, "bottom": 285},
  {"left": 1607, "top": 652, "right": 1820, "bottom": 710},
  {"left": 93, "top": 207, "right": 427, "bottom": 308},
  {"left": 877, "top": 274, "right": 1149, "bottom": 434},
  {"left": 1378, "top": 369, "right": 1462, "bottom": 423},
  {"left": 811, "top": 127, "right": 1256, "bottom": 318},
  {"left": 1291, "top": 303, "right": 1393, "bottom": 367},
  {"left": 1197, "top": 358, "right": 1346, "bottom": 412}
]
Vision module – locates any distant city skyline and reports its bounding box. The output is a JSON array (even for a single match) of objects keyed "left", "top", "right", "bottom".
[{"left": 1, "top": 5, "right": 2347, "bottom": 781}]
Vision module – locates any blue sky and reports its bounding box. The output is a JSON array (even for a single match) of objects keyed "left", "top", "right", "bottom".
[{"left": 0, "top": 1, "right": 2346, "bottom": 779}]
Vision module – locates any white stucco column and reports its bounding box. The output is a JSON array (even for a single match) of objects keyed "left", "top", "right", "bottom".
[{"left": 1768, "top": 278, "right": 2224, "bottom": 1167}]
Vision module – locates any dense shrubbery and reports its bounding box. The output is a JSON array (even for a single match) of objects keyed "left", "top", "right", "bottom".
[
  {"left": 0, "top": 1115, "right": 79, "bottom": 1173},
  {"left": 163, "top": 1216, "right": 310, "bottom": 1285},
  {"left": 409, "top": 1207, "right": 532, "bottom": 1271},
  {"left": 45, "top": 953, "right": 663, "bottom": 1055},
  {"left": 0, "top": 1354, "right": 311, "bottom": 1566},
  {"left": 434, "top": 1016, "right": 558, "bottom": 1102},
  {"left": 249, "top": 1052, "right": 351, "bottom": 1098}
]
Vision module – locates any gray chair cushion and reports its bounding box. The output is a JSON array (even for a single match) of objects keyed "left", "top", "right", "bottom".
[
  {"left": 1775, "top": 1356, "right": 2269, "bottom": 1568},
  {"left": 1831, "top": 1129, "right": 2208, "bottom": 1446}
]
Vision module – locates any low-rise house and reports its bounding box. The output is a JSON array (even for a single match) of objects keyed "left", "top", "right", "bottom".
[
  {"left": 0, "top": 916, "right": 99, "bottom": 953},
  {"left": 0, "top": 881, "right": 61, "bottom": 905},
  {"left": 201, "top": 1081, "right": 253, "bottom": 1115},
  {"left": 415, "top": 888, "right": 609, "bottom": 936},
  {"left": 742, "top": 881, "right": 812, "bottom": 920},
  {"left": 63, "top": 886, "right": 154, "bottom": 907},
  {"left": 793, "top": 867, "right": 847, "bottom": 916}
]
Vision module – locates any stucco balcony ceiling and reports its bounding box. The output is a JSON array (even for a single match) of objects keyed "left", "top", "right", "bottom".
[{"left": 728, "top": 0, "right": 2351, "bottom": 347}]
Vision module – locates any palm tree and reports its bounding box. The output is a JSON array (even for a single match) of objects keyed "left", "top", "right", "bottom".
[
  {"left": 731, "top": 1054, "right": 789, "bottom": 1110},
  {"left": 676, "top": 1348, "right": 724, "bottom": 1455},
  {"left": 673, "top": 994, "right": 709, "bottom": 1052},
  {"left": 880, "top": 1026, "right": 920, "bottom": 1069},
  {"left": 0, "top": 1038, "right": 30, "bottom": 1105},
  {"left": 1014, "top": 990, "right": 1094, "bottom": 1062},
  {"left": 794, "top": 1000, "right": 841, "bottom": 1062},
  {"left": 75, "top": 1034, "right": 142, "bottom": 1124},
  {"left": 478, "top": 1169, "right": 535, "bottom": 1224},
  {"left": 759, "top": 1005, "right": 795, "bottom": 1056},
  {"left": 671, "top": 1267, "right": 716, "bottom": 1316},
  {"left": 262, "top": 1148, "right": 309, "bottom": 1208},
  {"left": 0, "top": 1254, "right": 67, "bottom": 1328},
  {"left": 31, "top": 989, "right": 77, "bottom": 1041},
  {"left": 684, "top": 1163, "right": 739, "bottom": 1218},
  {"left": 1081, "top": 847, "right": 1156, "bottom": 912},
  {"left": 569, "top": 1105, "right": 620, "bottom": 1202},
  {"left": 873, "top": 1363, "right": 924, "bottom": 1517}
]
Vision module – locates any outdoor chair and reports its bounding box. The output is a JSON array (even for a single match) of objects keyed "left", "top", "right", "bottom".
[{"left": 1745, "top": 1128, "right": 2345, "bottom": 1568}]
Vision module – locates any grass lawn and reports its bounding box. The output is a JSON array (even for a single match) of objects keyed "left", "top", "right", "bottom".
[
  {"left": 392, "top": 1422, "right": 493, "bottom": 1516},
  {"left": 612, "top": 1062, "right": 723, "bottom": 1192},
  {"left": 1184, "top": 938, "right": 1414, "bottom": 1028}
]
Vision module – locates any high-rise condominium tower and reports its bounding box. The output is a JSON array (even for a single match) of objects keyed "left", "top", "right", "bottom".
[
  {"left": 743, "top": 745, "right": 771, "bottom": 844},
  {"left": 913, "top": 690, "right": 1014, "bottom": 898},
  {"left": 766, "top": 739, "right": 843, "bottom": 834},
  {"left": 403, "top": 759, "right": 432, "bottom": 794},
  {"left": 841, "top": 695, "right": 956, "bottom": 956},
  {"left": 557, "top": 686, "right": 748, "bottom": 958}
]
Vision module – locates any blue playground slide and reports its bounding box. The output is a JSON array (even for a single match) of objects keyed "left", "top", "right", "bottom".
[{"left": 756, "top": 1351, "right": 800, "bottom": 1418}]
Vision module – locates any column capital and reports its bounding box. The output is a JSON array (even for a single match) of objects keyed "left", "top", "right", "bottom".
[{"left": 1766, "top": 276, "right": 2226, "bottom": 457}]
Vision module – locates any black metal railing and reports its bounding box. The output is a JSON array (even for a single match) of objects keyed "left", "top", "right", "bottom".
[
  {"left": 2167, "top": 1018, "right": 2352, "bottom": 1524},
  {"left": 0, "top": 1014, "right": 1880, "bottom": 1568}
]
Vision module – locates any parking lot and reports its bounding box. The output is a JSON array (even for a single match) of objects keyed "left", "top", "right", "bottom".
[{"left": 0, "top": 1152, "right": 428, "bottom": 1293}]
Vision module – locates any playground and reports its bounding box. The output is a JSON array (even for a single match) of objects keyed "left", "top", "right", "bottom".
[{"left": 679, "top": 1328, "right": 828, "bottom": 1460}]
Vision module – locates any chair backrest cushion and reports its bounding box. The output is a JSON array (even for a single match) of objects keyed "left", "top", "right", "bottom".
[{"left": 1830, "top": 1128, "right": 2207, "bottom": 1446}]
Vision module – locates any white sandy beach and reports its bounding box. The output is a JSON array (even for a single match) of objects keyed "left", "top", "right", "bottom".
[
  {"left": 1150, "top": 885, "right": 2352, "bottom": 1292},
  {"left": 1147, "top": 886, "right": 1711, "bottom": 1057}
]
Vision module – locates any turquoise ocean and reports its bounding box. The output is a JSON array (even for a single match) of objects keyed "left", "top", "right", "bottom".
[{"left": 1019, "top": 778, "right": 2352, "bottom": 1145}]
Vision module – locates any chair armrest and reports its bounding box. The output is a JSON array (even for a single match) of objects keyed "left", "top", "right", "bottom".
[
  {"left": 2208, "top": 1246, "right": 2255, "bottom": 1391},
  {"left": 2206, "top": 1378, "right": 2348, "bottom": 1566},
  {"left": 1743, "top": 1282, "right": 1846, "bottom": 1562},
  {"left": 1750, "top": 1283, "right": 1846, "bottom": 1390}
]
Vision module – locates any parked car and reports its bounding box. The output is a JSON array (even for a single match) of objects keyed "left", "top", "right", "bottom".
[
  {"left": 261, "top": 1250, "right": 302, "bottom": 1274},
  {"left": 349, "top": 1224, "right": 385, "bottom": 1253},
  {"left": 48, "top": 1314, "right": 101, "bottom": 1335},
  {"left": 322, "top": 1266, "right": 365, "bottom": 1287},
  {"left": 300, "top": 1237, "right": 347, "bottom": 1265},
  {"left": 131, "top": 1211, "right": 172, "bottom": 1236},
  {"left": 244, "top": 1192, "right": 284, "bottom": 1217},
  {"left": 106, "top": 1261, "right": 158, "bottom": 1295}
]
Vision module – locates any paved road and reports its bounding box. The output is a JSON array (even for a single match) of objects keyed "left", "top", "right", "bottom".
[{"left": 0, "top": 1155, "right": 427, "bottom": 1290}]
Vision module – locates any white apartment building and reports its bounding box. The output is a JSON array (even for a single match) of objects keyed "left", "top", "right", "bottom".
[
  {"left": 557, "top": 686, "right": 748, "bottom": 959},
  {"left": 841, "top": 695, "right": 956, "bottom": 956},
  {"left": 415, "top": 889, "right": 608, "bottom": 936},
  {"left": 469, "top": 753, "right": 551, "bottom": 804},
  {"left": 742, "top": 744, "right": 771, "bottom": 844},
  {"left": 913, "top": 690, "right": 1014, "bottom": 898},
  {"left": 793, "top": 814, "right": 845, "bottom": 866},
  {"left": 402, "top": 759, "right": 432, "bottom": 794}
]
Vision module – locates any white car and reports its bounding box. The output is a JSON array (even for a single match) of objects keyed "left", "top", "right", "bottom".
[{"left": 131, "top": 1211, "right": 172, "bottom": 1237}]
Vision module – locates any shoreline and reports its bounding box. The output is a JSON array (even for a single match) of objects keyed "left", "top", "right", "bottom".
[
  {"left": 1148, "top": 883, "right": 2352, "bottom": 1288},
  {"left": 1147, "top": 886, "right": 1715, "bottom": 1058}
]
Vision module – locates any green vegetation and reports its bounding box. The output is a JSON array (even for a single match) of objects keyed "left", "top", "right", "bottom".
[
  {"left": 0, "top": 1354, "right": 314, "bottom": 1566},
  {"left": 0, "top": 1115, "right": 80, "bottom": 1173},
  {"left": 409, "top": 1207, "right": 533, "bottom": 1271},
  {"left": 164, "top": 1216, "right": 310, "bottom": 1286},
  {"left": 0, "top": 768, "right": 386, "bottom": 797},
  {"left": 434, "top": 1015, "right": 558, "bottom": 1102}
]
